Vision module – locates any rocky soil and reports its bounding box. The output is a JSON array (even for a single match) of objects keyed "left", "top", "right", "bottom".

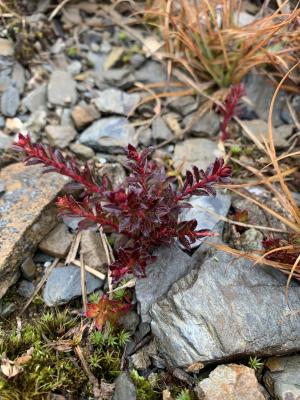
[{"left": 0, "top": 1, "right": 300, "bottom": 399}]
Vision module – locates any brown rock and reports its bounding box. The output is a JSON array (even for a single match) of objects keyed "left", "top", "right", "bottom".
[
  {"left": 0, "top": 163, "right": 68, "bottom": 298},
  {"left": 71, "top": 104, "right": 100, "bottom": 130},
  {"left": 196, "top": 364, "right": 267, "bottom": 400},
  {"left": 39, "top": 223, "right": 73, "bottom": 258},
  {"left": 80, "top": 230, "right": 107, "bottom": 273},
  {"left": 0, "top": 38, "right": 14, "bottom": 56},
  {"left": 45, "top": 125, "right": 77, "bottom": 149}
]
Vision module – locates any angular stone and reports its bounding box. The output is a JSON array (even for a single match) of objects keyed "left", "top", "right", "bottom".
[
  {"left": 243, "top": 72, "right": 285, "bottom": 127},
  {"left": 179, "top": 192, "right": 231, "bottom": 248},
  {"left": 5, "top": 117, "right": 23, "bottom": 133},
  {"left": 20, "top": 257, "right": 37, "bottom": 280},
  {"left": 183, "top": 110, "right": 220, "bottom": 135},
  {"left": 134, "top": 61, "right": 167, "bottom": 84},
  {"left": 71, "top": 103, "right": 100, "bottom": 129},
  {"left": 22, "top": 83, "right": 47, "bottom": 113},
  {"left": 113, "top": 372, "right": 136, "bottom": 400},
  {"left": 48, "top": 70, "right": 77, "bottom": 106},
  {"left": 70, "top": 142, "right": 95, "bottom": 159},
  {"left": 136, "top": 245, "right": 191, "bottom": 322},
  {"left": 45, "top": 125, "right": 77, "bottom": 149},
  {"left": 173, "top": 138, "right": 223, "bottom": 174},
  {"left": 0, "top": 131, "right": 13, "bottom": 152},
  {"left": 11, "top": 63, "right": 25, "bottom": 94},
  {"left": 263, "top": 355, "right": 300, "bottom": 400},
  {"left": 1, "top": 85, "right": 20, "bottom": 117},
  {"left": 43, "top": 265, "right": 103, "bottom": 306},
  {"left": 241, "top": 119, "right": 292, "bottom": 148},
  {"left": 150, "top": 244, "right": 300, "bottom": 367},
  {"left": 93, "top": 88, "right": 140, "bottom": 116},
  {"left": 17, "top": 280, "right": 35, "bottom": 298},
  {"left": 39, "top": 223, "right": 74, "bottom": 258},
  {"left": 168, "top": 95, "right": 200, "bottom": 116},
  {"left": 152, "top": 116, "right": 173, "bottom": 141},
  {"left": 80, "top": 230, "right": 107, "bottom": 273},
  {"left": 0, "top": 163, "right": 68, "bottom": 298},
  {"left": 0, "top": 39, "right": 14, "bottom": 56},
  {"left": 79, "top": 117, "right": 137, "bottom": 153},
  {"left": 195, "top": 364, "right": 267, "bottom": 400}
]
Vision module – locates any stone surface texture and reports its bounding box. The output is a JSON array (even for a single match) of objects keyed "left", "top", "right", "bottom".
[
  {"left": 112, "top": 372, "right": 136, "bottom": 400},
  {"left": 136, "top": 245, "right": 191, "bottom": 322},
  {"left": 195, "top": 364, "right": 267, "bottom": 400},
  {"left": 43, "top": 265, "right": 103, "bottom": 306},
  {"left": 263, "top": 355, "right": 300, "bottom": 400},
  {"left": 0, "top": 163, "right": 68, "bottom": 298},
  {"left": 150, "top": 243, "right": 300, "bottom": 367},
  {"left": 79, "top": 116, "right": 137, "bottom": 153},
  {"left": 173, "top": 138, "right": 223, "bottom": 173},
  {"left": 39, "top": 223, "right": 74, "bottom": 258}
]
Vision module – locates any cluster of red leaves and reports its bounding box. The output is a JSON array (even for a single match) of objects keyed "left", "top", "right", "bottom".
[
  {"left": 263, "top": 237, "right": 300, "bottom": 265},
  {"left": 13, "top": 134, "right": 231, "bottom": 282},
  {"left": 219, "top": 83, "right": 246, "bottom": 141},
  {"left": 85, "top": 295, "right": 131, "bottom": 330}
]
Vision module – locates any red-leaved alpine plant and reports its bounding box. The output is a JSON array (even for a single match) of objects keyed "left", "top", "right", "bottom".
[
  {"left": 219, "top": 83, "right": 246, "bottom": 141},
  {"left": 13, "top": 133, "right": 231, "bottom": 282}
]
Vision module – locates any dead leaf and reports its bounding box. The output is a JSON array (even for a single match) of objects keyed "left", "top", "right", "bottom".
[
  {"left": 185, "top": 361, "right": 205, "bottom": 373},
  {"left": 143, "top": 37, "right": 163, "bottom": 58},
  {"left": 1, "top": 358, "right": 22, "bottom": 378},
  {"left": 15, "top": 347, "right": 34, "bottom": 365},
  {"left": 164, "top": 113, "right": 182, "bottom": 139},
  {"left": 162, "top": 389, "right": 173, "bottom": 400}
]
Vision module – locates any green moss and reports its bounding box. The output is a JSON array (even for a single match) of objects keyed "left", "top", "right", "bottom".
[
  {"left": 67, "top": 46, "right": 79, "bottom": 58},
  {"left": 131, "top": 370, "right": 160, "bottom": 400}
]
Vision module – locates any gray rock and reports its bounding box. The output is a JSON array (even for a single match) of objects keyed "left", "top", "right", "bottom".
[
  {"left": 119, "top": 311, "right": 139, "bottom": 334},
  {"left": 136, "top": 245, "right": 191, "bottom": 322},
  {"left": 45, "top": 125, "right": 77, "bottom": 149},
  {"left": 0, "top": 74, "right": 11, "bottom": 92},
  {"left": 179, "top": 192, "right": 231, "bottom": 248},
  {"left": 183, "top": 110, "right": 220, "bottom": 135},
  {"left": 71, "top": 103, "right": 100, "bottom": 130},
  {"left": 241, "top": 119, "right": 292, "bottom": 148},
  {"left": 70, "top": 142, "right": 95, "bottom": 159},
  {"left": 67, "top": 60, "right": 82, "bottom": 76},
  {"left": 11, "top": 63, "right": 25, "bottom": 94},
  {"left": 20, "top": 257, "right": 37, "bottom": 280},
  {"left": 135, "top": 61, "right": 166, "bottom": 84},
  {"left": 263, "top": 355, "right": 300, "bottom": 400},
  {"left": 173, "top": 138, "right": 223, "bottom": 173},
  {"left": 196, "top": 364, "right": 267, "bottom": 400},
  {"left": 1, "top": 85, "right": 20, "bottom": 117},
  {"left": 0, "top": 163, "right": 68, "bottom": 298},
  {"left": 150, "top": 244, "right": 300, "bottom": 367},
  {"left": 113, "top": 372, "right": 136, "bottom": 400},
  {"left": 0, "top": 38, "right": 14, "bottom": 56},
  {"left": 168, "top": 95, "right": 200, "bottom": 116},
  {"left": 152, "top": 116, "right": 173, "bottom": 141},
  {"left": 244, "top": 72, "right": 285, "bottom": 127},
  {"left": 17, "top": 280, "right": 35, "bottom": 298},
  {"left": 0, "top": 131, "right": 13, "bottom": 152},
  {"left": 39, "top": 223, "right": 74, "bottom": 258},
  {"left": 79, "top": 117, "right": 137, "bottom": 153},
  {"left": 103, "top": 68, "right": 134, "bottom": 87},
  {"left": 43, "top": 266, "right": 104, "bottom": 306},
  {"left": 87, "top": 51, "right": 106, "bottom": 74},
  {"left": 0, "top": 301, "right": 16, "bottom": 317},
  {"left": 48, "top": 70, "right": 77, "bottom": 106},
  {"left": 23, "top": 109, "right": 47, "bottom": 135},
  {"left": 80, "top": 230, "right": 108, "bottom": 274},
  {"left": 22, "top": 84, "right": 47, "bottom": 113},
  {"left": 93, "top": 88, "right": 140, "bottom": 116},
  {"left": 0, "top": 116, "right": 4, "bottom": 128}
]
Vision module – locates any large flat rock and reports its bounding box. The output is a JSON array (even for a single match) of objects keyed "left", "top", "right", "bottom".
[
  {"left": 0, "top": 163, "right": 68, "bottom": 298},
  {"left": 150, "top": 244, "right": 300, "bottom": 367},
  {"left": 136, "top": 245, "right": 192, "bottom": 322}
]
